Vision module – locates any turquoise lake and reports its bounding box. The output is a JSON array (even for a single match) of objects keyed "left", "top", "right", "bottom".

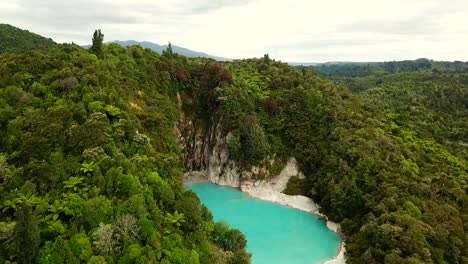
[{"left": 188, "top": 182, "right": 341, "bottom": 264}]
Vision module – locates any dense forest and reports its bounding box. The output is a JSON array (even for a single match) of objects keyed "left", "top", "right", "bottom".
[
  {"left": 311, "top": 59, "right": 468, "bottom": 78},
  {"left": 0, "top": 24, "right": 57, "bottom": 54},
  {"left": 0, "top": 25, "right": 467, "bottom": 264},
  {"left": 310, "top": 61, "right": 468, "bottom": 160},
  {"left": 0, "top": 29, "right": 250, "bottom": 264}
]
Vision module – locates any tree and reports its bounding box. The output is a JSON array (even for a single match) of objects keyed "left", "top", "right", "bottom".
[
  {"left": 14, "top": 205, "right": 40, "bottom": 264},
  {"left": 90, "top": 29, "right": 104, "bottom": 59},
  {"left": 239, "top": 115, "right": 268, "bottom": 165},
  {"left": 265, "top": 96, "right": 278, "bottom": 117},
  {"left": 229, "top": 250, "right": 251, "bottom": 264},
  {"left": 213, "top": 221, "right": 247, "bottom": 252},
  {"left": 36, "top": 237, "right": 79, "bottom": 264},
  {"left": 87, "top": 256, "right": 108, "bottom": 264},
  {"left": 263, "top": 54, "right": 271, "bottom": 64},
  {"left": 70, "top": 233, "right": 93, "bottom": 262},
  {"left": 114, "top": 214, "right": 140, "bottom": 243},
  {"left": 174, "top": 191, "right": 203, "bottom": 232},
  {"left": 93, "top": 223, "right": 116, "bottom": 256},
  {"left": 163, "top": 41, "right": 173, "bottom": 57}
]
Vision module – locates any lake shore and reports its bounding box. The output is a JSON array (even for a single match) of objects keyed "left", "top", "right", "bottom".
[{"left": 184, "top": 173, "right": 346, "bottom": 264}]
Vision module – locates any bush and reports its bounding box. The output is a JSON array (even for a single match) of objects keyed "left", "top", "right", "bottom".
[
  {"left": 70, "top": 233, "right": 92, "bottom": 261},
  {"left": 239, "top": 115, "right": 268, "bottom": 166},
  {"left": 228, "top": 134, "right": 241, "bottom": 161},
  {"left": 213, "top": 222, "right": 247, "bottom": 252}
]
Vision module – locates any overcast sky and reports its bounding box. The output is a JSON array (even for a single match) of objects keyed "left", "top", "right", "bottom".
[{"left": 2, "top": 0, "right": 468, "bottom": 62}]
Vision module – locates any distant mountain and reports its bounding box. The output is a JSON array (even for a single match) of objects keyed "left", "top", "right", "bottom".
[
  {"left": 94, "top": 40, "right": 230, "bottom": 61},
  {"left": 0, "top": 24, "right": 57, "bottom": 53}
]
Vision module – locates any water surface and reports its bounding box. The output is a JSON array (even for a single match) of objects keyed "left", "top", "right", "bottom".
[{"left": 188, "top": 182, "right": 341, "bottom": 264}]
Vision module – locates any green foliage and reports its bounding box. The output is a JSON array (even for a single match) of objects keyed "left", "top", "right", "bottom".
[
  {"left": 37, "top": 237, "right": 79, "bottom": 264},
  {"left": 5, "top": 26, "right": 466, "bottom": 264},
  {"left": 105, "top": 105, "right": 121, "bottom": 117},
  {"left": 80, "top": 162, "right": 96, "bottom": 174},
  {"left": 227, "top": 134, "right": 241, "bottom": 161},
  {"left": 70, "top": 233, "right": 93, "bottom": 261},
  {"left": 83, "top": 196, "right": 113, "bottom": 228},
  {"left": 163, "top": 42, "right": 173, "bottom": 57},
  {"left": 174, "top": 191, "right": 203, "bottom": 232},
  {"left": 310, "top": 58, "right": 461, "bottom": 78},
  {"left": 90, "top": 29, "right": 104, "bottom": 59},
  {"left": 213, "top": 221, "right": 247, "bottom": 252},
  {"left": 118, "top": 244, "right": 143, "bottom": 264},
  {"left": 312, "top": 62, "right": 468, "bottom": 160},
  {"left": 283, "top": 176, "right": 307, "bottom": 196},
  {"left": 14, "top": 205, "right": 40, "bottom": 264},
  {"left": 239, "top": 115, "right": 268, "bottom": 166},
  {"left": 0, "top": 43, "right": 248, "bottom": 263},
  {"left": 88, "top": 256, "right": 108, "bottom": 264},
  {"left": 0, "top": 24, "right": 57, "bottom": 53},
  {"left": 138, "top": 217, "right": 155, "bottom": 242},
  {"left": 64, "top": 176, "right": 85, "bottom": 191},
  {"left": 164, "top": 211, "right": 186, "bottom": 234}
]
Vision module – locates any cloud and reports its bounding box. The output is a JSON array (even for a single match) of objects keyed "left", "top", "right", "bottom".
[
  {"left": 337, "top": 17, "right": 438, "bottom": 35},
  {"left": 1, "top": 0, "right": 467, "bottom": 62}
]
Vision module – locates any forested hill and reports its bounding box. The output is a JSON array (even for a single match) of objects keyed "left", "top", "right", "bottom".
[
  {"left": 307, "top": 60, "right": 468, "bottom": 160},
  {"left": 0, "top": 43, "right": 250, "bottom": 263},
  {"left": 0, "top": 29, "right": 467, "bottom": 264},
  {"left": 311, "top": 58, "right": 468, "bottom": 78},
  {"left": 0, "top": 24, "right": 57, "bottom": 53}
]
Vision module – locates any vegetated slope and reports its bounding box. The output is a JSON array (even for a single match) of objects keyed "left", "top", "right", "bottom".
[
  {"left": 0, "top": 24, "right": 57, "bottom": 53},
  {"left": 311, "top": 58, "right": 468, "bottom": 79},
  {"left": 358, "top": 72, "right": 468, "bottom": 159},
  {"left": 310, "top": 60, "right": 468, "bottom": 160},
  {"left": 0, "top": 44, "right": 250, "bottom": 264},
  {"left": 100, "top": 40, "right": 229, "bottom": 61},
  {"left": 177, "top": 55, "right": 467, "bottom": 264}
]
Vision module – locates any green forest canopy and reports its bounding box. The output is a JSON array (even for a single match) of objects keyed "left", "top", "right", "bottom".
[
  {"left": 309, "top": 60, "right": 468, "bottom": 160},
  {"left": 0, "top": 27, "right": 467, "bottom": 264},
  {"left": 0, "top": 35, "right": 250, "bottom": 263},
  {"left": 0, "top": 24, "right": 57, "bottom": 53}
]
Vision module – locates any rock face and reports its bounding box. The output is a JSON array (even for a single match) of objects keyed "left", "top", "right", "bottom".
[
  {"left": 176, "top": 112, "right": 238, "bottom": 186},
  {"left": 176, "top": 103, "right": 303, "bottom": 189}
]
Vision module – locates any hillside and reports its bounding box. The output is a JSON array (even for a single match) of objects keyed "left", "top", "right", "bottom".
[
  {"left": 0, "top": 33, "right": 467, "bottom": 264},
  {"left": 0, "top": 24, "right": 57, "bottom": 53},
  {"left": 309, "top": 60, "right": 468, "bottom": 159},
  {"left": 85, "top": 40, "right": 230, "bottom": 61},
  {"left": 0, "top": 44, "right": 249, "bottom": 264},
  {"left": 311, "top": 58, "right": 468, "bottom": 78}
]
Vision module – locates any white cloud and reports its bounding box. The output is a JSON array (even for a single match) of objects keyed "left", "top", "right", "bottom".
[{"left": 1, "top": 0, "right": 467, "bottom": 62}]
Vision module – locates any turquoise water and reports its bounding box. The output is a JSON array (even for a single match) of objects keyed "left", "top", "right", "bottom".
[{"left": 188, "top": 182, "right": 341, "bottom": 264}]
